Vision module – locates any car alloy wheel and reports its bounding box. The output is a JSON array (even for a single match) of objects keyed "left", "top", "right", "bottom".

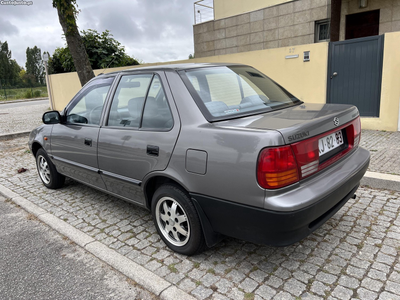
[
  {"left": 37, "top": 155, "right": 51, "bottom": 185},
  {"left": 151, "top": 184, "right": 206, "bottom": 255},
  {"left": 155, "top": 196, "right": 190, "bottom": 247},
  {"left": 35, "top": 148, "right": 65, "bottom": 189}
]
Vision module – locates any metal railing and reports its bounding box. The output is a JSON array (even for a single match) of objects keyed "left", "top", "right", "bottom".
[{"left": 194, "top": 0, "right": 214, "bottom": 24}]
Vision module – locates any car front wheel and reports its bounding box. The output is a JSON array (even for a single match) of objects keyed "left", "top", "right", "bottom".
[
  {"left": 151, "top": 184, "right": 206, "bottom": 256},
  {"left": 36, "top": 148, "right": 65, "bottom": 189}
]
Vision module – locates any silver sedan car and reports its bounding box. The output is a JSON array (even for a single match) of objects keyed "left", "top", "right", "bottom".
[{"left": 29, "top": 63, "right": 370, "bottom": 255}]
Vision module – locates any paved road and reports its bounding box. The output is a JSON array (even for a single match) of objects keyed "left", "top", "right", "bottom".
[
  {"left": 0, "top": 101, "right": 49, "bottom": 136},
  {"left": 0, "top": 99, "right": 49, "bottom": 110},
  {"left": 0, "top": 195, "right": 156, "bottom": 300},
  {"left": 1, "top": 137, "right": 399, "bottom": 300}
]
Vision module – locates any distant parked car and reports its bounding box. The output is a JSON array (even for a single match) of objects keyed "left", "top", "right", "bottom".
[{"left": 29, "top": 63, "right": 370, "bottom": 255}]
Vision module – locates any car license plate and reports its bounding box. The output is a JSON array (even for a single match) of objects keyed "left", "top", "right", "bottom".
[{"left": 319, "top": 130, "right": 344, "bottom": 156}]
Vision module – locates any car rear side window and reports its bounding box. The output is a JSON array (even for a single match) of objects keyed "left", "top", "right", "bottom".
[
  {"left": 107, "top": 74, "right": 173, "bottom": 131},
  {"left": 107, "top": 74, "right": 152, "bottom": 128}
]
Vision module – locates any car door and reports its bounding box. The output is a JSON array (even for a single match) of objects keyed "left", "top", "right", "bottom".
[
  {"left": 97, "top": 72, "right": 180, "bottom": 204},
  {"left": 50, "top": 76, "right": 115, "bottom": 189}
]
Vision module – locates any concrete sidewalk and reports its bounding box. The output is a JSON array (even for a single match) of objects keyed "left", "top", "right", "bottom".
[{"left": 360, "top": 130, "right": 400, "bottom": 191}]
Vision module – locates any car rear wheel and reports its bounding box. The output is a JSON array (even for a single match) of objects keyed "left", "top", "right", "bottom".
[
  {"left": 151, "top": 184, "right": 206, "bottom": 256},
  {"left": 36, "top": 148, "right": 65, "bottom": 189}
]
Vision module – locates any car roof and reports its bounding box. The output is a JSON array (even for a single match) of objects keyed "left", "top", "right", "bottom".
[{"left": 100, "top": 63, "right": 247, "bottom": 76}]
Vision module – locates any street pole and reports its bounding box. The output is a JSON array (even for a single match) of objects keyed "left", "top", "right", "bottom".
[{"left": 42, "top": 52, "right": 54, "bottom": 110}]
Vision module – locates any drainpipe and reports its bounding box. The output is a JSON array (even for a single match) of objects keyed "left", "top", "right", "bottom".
[{"left": 330, "top": 0, "right": 342, "bottom": 42}]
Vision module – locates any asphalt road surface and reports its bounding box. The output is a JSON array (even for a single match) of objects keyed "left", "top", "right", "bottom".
[
  {"left": 0, "top": 196, "right": 156, "bottom": 300},
  {"left": 0, "top": 99, "right": 49, "bottom": 110}
]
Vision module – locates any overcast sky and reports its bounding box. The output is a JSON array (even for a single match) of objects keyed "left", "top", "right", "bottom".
[{"left": 0, "top": 0, "right": 195, "bottom": 68}]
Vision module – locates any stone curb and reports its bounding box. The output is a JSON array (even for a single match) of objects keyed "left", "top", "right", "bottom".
[
  {"left": 361, "top": 171, "right": 400, "bottom": 192},
  {"left": 0, "top": 97, "right": 49, "bottom": 104},
  {"left": 0, "top": 131, "right": 30, "bottom": 141},
  {"left": 0, "top": 184, "right": 196, "bottom": 300}
]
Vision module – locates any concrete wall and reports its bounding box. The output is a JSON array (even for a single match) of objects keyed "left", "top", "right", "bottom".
[
  {"left": 49, "top": 42, "right": 329, "bottom": 112},
  {"left": 49, "top": 34, "right": 400, "bottom": 131},
  {"left": 214, "top": 0, "right": 293, "bottom": 20},
  {"left": 49, "top": 66, "right": 139, "bottom": 110},
  {"left": 196, "top": 0, "right": 400, "bottom": 57},
  {"left": 340, "top": 0, "right": 400, "bottom": 40},
  {"left": 194, "top": 0, "right": 330, "bottom": 58},
  {"left": 361, "top": 32, "right": 400, "bottom": 131}
]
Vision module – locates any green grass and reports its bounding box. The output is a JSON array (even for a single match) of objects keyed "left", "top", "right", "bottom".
[
  {"left": 0, "top": 86, "right": 48, "bottom": 101},
  {"left": 168, "top": 263, "right": 178, "bottom": 273}
]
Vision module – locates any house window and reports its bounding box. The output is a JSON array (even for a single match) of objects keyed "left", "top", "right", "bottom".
[
  {"left": 315, "top": 20, "right": 330, "bottom": 42},
  {"left": 345, "top": 10, "right": 379, "bottom": 40}
]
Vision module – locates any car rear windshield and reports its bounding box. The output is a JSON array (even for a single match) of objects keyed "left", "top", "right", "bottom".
[{"left": 180, "top": 66, "right": 301, "bottom": 121}]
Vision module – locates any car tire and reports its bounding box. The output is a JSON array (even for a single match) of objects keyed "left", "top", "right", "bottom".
[
  {"left": 36, "top": 148, "right": 65, "bottom": 189},
  {"left": 151, "top": 184, "right": 206, "bottom": 256}
]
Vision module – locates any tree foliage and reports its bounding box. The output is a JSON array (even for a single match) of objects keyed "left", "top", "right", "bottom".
[
  {"left": 48, "top": 47, "right": 74, "bottom": 74},
  {"left": 0, "top": 41, "right": 47, "bottom": 88},
  {"left": 82, "top": 29, "right": 139, "bottom": 69},
  {"left": 48, "top": 29, "right": 139, "bottom": 74},
  {"left": 26, "top": 46, "right": 45, "bottom": 85},
  {"left": 0, "top": 41, "right": 23, "bottom": 87}
]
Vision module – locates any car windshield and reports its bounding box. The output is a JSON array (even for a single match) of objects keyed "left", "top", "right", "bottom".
[{"left": 181, "top": 66, "right": 301, "bottom": 121}]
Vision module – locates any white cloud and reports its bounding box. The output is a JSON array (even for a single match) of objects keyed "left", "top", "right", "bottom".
[{"left": 0, "top": 0, "right": 195, "bottom": 68}]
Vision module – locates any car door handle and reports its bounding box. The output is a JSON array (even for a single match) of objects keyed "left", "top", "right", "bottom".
[
  {"left": 84, "top": 138, "right": 92, "bottom": 147},
  {"left": 147, "top": 145, "right": 159, "bottom": 156}
]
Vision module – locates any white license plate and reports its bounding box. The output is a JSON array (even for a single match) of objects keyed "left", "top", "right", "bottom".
[{"left": 319, "top": 130, "right": 344, "bottom": 156}]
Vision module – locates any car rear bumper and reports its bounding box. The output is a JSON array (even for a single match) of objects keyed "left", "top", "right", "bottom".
[{"left": 191, "top": 146, "right": 370, "bottom": 246}]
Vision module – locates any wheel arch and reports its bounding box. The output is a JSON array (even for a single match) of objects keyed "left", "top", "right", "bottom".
[
  {"left": 143, "top": 175, "right": 188, "bottom": 210},
  {"left": 31, "top": 141, "right": 43, "bottom": 157}
]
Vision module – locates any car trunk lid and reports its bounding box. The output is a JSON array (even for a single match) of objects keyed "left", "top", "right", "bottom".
[
  {"left": 216, "top": 103, "right": 359, "bottom": 144},
  {"left": 215, "top": 103, "right": 362, "bottom": 188}
]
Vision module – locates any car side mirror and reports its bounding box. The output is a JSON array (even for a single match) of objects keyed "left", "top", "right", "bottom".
[{"left": 42, "top": 111, "right": 61, "bottom": 124}]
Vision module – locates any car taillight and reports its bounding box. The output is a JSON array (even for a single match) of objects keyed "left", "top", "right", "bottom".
[
  {"left": 291, "top": 138, "right": 319, "bottom": 178},
  {"left": 257, "top": 146, "right": 299, "bottom": 189},
  {"left": 353, "top": 116, "right": 361, "bottom": 147},
  {"left": 257, "top": 117, "right": 361, "bottom": 189}
]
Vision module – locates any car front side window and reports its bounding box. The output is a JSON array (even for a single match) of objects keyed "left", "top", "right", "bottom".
[{"left": 66, "top": 77, "right": 114, "bottom": 125}]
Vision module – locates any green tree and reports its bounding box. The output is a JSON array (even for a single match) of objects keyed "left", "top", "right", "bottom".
[
  {"left": 26, "top": 46, "right": 45, "bottom": 85},
  {"left": 10, "top": 59, "right": 23, "bottom": 87},
  {"left": 48, "top": 29, "right": 139, "bottom": 74},
  {"left": 81, "top": 29, "right": 139, "bottom": 69},
  {"left": 0, "top": 41, "right": 21, "bottom": 87},
  {"left": 52, "top": 0, "right": 94, "bottom": 86},
  {"left": 48, "top": 47, "right": 74, "bottom": 74}
]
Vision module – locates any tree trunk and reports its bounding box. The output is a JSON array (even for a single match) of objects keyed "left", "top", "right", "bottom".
[{"left": 55, "top": 4, "right": 94, "bottom": 87}]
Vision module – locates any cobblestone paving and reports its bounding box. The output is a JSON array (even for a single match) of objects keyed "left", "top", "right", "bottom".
[
  {"left": 361, "top": 130, "right": 400, "bottom": 176},
  {"left": 0, "top": 101, "right": 49, "bottom": 135},
  {"left": 1, "top": 137, "right": 399, "bottom": 300}
]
